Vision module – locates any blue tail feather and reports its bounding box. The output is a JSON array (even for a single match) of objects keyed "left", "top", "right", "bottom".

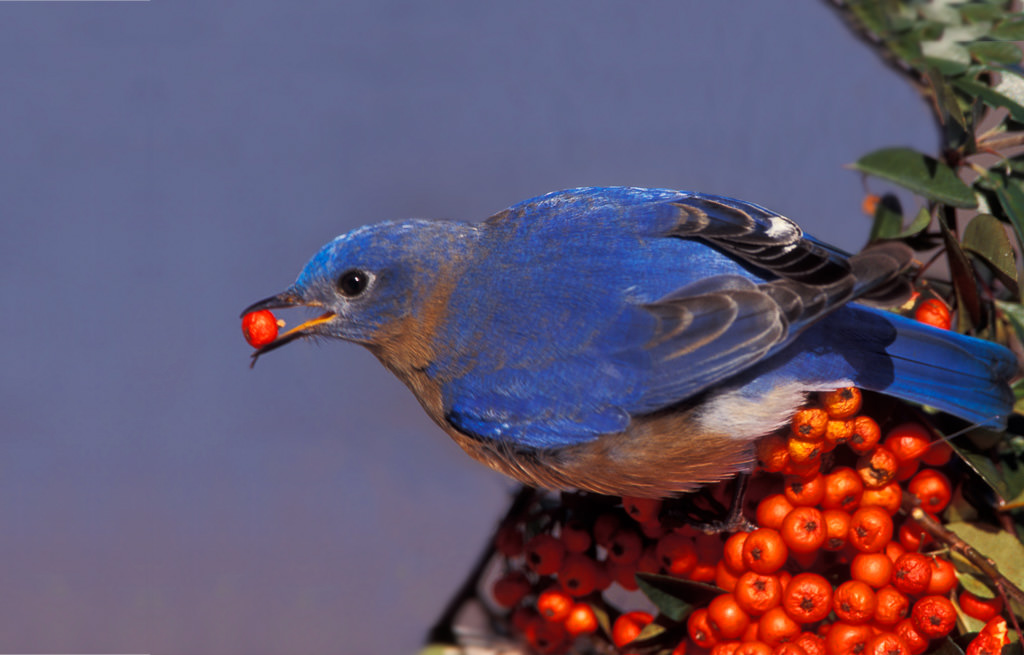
[{"left": 876, "top": 311, "right": 1017, "bottom": 428}]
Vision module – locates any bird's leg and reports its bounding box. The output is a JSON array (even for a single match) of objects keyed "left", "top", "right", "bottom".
[
  {"left": 697, "top": 472, "right": 755, "bottom": 534},
  {"left": 661, "top": 473, "right": 755, "bottom": 534}
]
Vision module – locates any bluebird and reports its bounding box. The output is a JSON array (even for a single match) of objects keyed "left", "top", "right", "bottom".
[{"left": 243, "top": 187, "right": 1017, "bottom": 498}]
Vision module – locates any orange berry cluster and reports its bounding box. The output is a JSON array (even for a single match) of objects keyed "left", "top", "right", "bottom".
[{"left": 487, "top": 387, "right": 1011, "bottom": 654}]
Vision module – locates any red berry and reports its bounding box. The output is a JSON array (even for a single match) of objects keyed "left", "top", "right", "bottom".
[
  {"left": 242, "top": 309, "right": 279, "bottom": 348},
  {"left": 612, "top": 610, "right": 654, "bottom": 648},
  {"left": 915, "top": 298, "right": 951, "bottom": 330}
]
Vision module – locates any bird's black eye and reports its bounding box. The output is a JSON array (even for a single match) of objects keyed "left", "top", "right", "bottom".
[{"left": 337, "top": 269, "right": 370, "bottom": 297}]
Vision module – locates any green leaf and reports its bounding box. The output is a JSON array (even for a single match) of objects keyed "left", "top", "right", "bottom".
[
  {"left": 923, "top": 51, "right": 972, "bottom": 75},
  {"left": 901, "top": 206, "right": 933, "bottom": 237},
  {"left": 946, "top": 521, "right": 1024, "bottom": 594},
  {"left": 992, "top": 17, "right": 1024, "bottom": 41},
  {"left": 925, "top": 67, "right": 969, "bottom": 139},
  {"left": 962, "top": 213, "right": 1019, "bottom": 289},
  {"left": 954, "top": 76, "right": 1024, "bottom": 124},
  {"left": 959, "top": 5, "right": 1008, "bottom": 22},
  {"left": 967, "top": 41, "right": 1023, "bottom": 65},
  {"left": 991, "top": 175, "right": 1024, "bottom": 257},
  {"left": 997, "top": 300, "right": 1024, "bottom": 343},
  {"left": 635, "top": 573, "right": 719, "bottom": 622},
  {"left": 852, "top": 148, "right": 977, "bottom": 207},
  {"left": 955, "top": 568, "right": 997, "bottom": 600},
  {"left": 869, "top": 194, "right": 905, "bottom": 241},
  {"left": 938, "top": 218, "right": 983, "bottom": 330}
]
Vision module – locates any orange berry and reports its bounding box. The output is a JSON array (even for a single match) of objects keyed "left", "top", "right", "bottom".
[
  {"left": 910, "top": 595, "right": 956, "bottom": 639},
  {"left": 743, "top": 528, "right": 789, "bottom": 575},
  {"left": 979, "top": 615, "right": 1010, "bottom": 648},
  {"left": 537, "top": 587, "right": 574, "bottom": 622},
  {"left": 895, "top": 459, "right": 920, "bottom": 482},
  {"left": 780, "top": 507, "right": 827, "bottom": 554},
  {"left": 894, "top": 619, "right": 929, "bottom": 655},
  {"left": 609, "top": 559, "right": 639, "bottom": 591},
  {"left": 821, "top": 467, "right": 864, "bottom": 512},
  {"left": 864, "top": 632, "right": 909, "bottom": 655},
  {"left": 823, "top": 419, "right": 855, "bottom": 452},
  {"left": 907, "top": 469, "right": 952, "bottom": 513},
  {"left": 708, "top": 593, "right": 753, "bottom": 640},
  {"left": 850, "top": 552, "right": 893, "bottom": 589},
  {"left": 656, "top": 532, "right": 698, "bottom": 577},
  {"left": 783, "top": 456, "right": 822, "bottom": 479},
  {"left": 822, "top": 509, "right": 850, "bottom": 551},
  {"left": 773, "top": 643, "right": 809, "bottom": 655},
  {"left": 892, "top": 553, "right": 932, "bottom": 596},
  {"left": 689, "top": 607, "right": 720, "bottom": 649},
  {"left": 559, "top": 519, "right": 591, "bottom": 553},
  {"left": 758, "top": 434, "right": 791, "bottom": 473},
  {"left": 788, "top": 438, "right": 822, "bottom": 465},
  {"left": 563, "top": 602, "right": 598, "bottom": 636},
  {"left": 525, "top": 533, "right": 566, "bottom": 575},
  {"left": 794, "top": 632, "right": 825, "bottom": 655},
  {"left": 791, "top": 407, "right": 829, "bottom": 441},
  {"left": 848, "top": 506, "right": 894, "bottom": 553},
  {"left": 525, "top": 615, "right": 569, "bottom": 654},
  {"left": 822, "top": 387, "right": 862, "bottom": 419},
  {"left": 623, "top": 496, "right": 662, "bottom": 523},
  {"left": 734, "top": 572, "right": 783, "bottom": 616},
  {"left": 782, "top": 573, "right": 833, "bottom": 624},
  {"left": 884, "top": 540, "right": 905, "bottom": 564},
  {"left": 757, "top": 494, "right": 796, "bottom": 530},
  {"left": 925, "top": 556, "right": 957, "bottom": 595},
  {"left": 958, "top": 589, "right": 1003, "bottom": 622},
  {"left": 635, "top": 546, "right": 659, "bottom": 578},
  {"left": 966, "top": 632, "right": 1006, "bottom": 655},
  {"left": 833, "top": 580, "right": 877, "bottom": 624},
  {"left": 612, "top": 610, "right": 654, "bottom": 648},
  {"left": 874, "top": 586, "right": 911, "bottom": 625},
  {"left": 724, "top": 531, "right": 750, "bottom": 574},
  {"left": 784, "top": 474, "right": 826, "bottom": 507},
  {"left": 921, "top": 440, "right": 952, "bottom": 467},
  {"left": 492, "top": 570, "right": 531, "bottom": 608},
  {"left": 915, "top": 298, "right": 951, "bottom": 330},
  {"left": 882, "top": 423, "right": 931, "bottom": 463},
  {"left": 494, "top": 524, "right": 525, "bottom": 557},
  {"left": 758, "top": 606, "right": 801, "bottom": 647},
  {"left": 606, "top": 529, "right": 643, "bottom": 565},
  {"left": 735, "top": 642, "right": 773, "bottom": 655},
  {"left": 897, "top": 519, "right": 933, "bottom": 551},
  {"left": 241, "top": 309, "right": 279, "bottom": 348},
  {"left": 862, "top": 193, "right": 881, "bottom": 215},
  {"left": 860, "top": 481, "right": 902, "bottom": 516},
  {"left": 824, "top": 622, "right": 872, "bottom": 655},
  {"left": 558, "top": 553, "right": 600, "bottom": 597},
  {"left": 849, "top": 416, "right": 882, "bottom": 454},
  {"left": 856, "top": 446, "right": 899, "bottom": 489},
  {"left": 592, "top": 512, "right": 622, "bottom": 547}
]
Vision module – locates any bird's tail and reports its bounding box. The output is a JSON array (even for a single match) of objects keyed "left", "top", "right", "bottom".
[{"left": 871, "top": 310, "right": 1018, "bottom": 428}]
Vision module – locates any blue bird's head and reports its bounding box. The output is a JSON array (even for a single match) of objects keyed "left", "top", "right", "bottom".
[{"left": 243, "top": 219, "right": 474, "bottom": 365}]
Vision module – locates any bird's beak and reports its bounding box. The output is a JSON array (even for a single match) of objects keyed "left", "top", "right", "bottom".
[{"left": 241, "top": 291, "right": 336, "bottom": 368}]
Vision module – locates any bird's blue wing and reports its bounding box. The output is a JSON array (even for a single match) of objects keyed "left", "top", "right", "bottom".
[{"left": 441, "top": 188, "right": 911, "bottom": 450}]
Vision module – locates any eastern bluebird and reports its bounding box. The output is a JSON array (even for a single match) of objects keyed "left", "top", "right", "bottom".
[{"left": 243, "top": 187, "right": 1017, "bottom": 498}]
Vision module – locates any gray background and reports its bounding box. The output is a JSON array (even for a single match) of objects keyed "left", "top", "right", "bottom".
[{"left": 0, "top": 2, "right": 934, "bottom": 653}]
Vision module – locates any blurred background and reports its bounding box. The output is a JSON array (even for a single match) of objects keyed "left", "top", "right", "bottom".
[{"left": 0, "top": 2, "right": 936, "bottom": 653}]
